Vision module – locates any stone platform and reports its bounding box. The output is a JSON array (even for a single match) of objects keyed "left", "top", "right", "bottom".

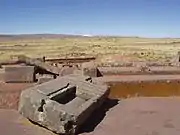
[{"left": 82, "top": 97, "right": 180, "bottom": 135}]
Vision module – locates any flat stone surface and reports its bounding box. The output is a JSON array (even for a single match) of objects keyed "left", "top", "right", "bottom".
[
  {"left": 2, "top": 97, "right": 180, "bottom": 135},
  {"left": 37, "top": 75, "right": 54, "bottom": 84},
  {"left": 60, "top": 66, "right": 77, "bottom": 76},
  {"left": 82, "top": 97, "right": 180, "bottom": 135}
]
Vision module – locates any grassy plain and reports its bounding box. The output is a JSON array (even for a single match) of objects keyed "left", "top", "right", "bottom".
[{"left": 0, "top": 36, "right": 180, "bottom": 65}]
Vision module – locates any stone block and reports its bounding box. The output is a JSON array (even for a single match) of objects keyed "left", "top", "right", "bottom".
[
  {"left": 3, "top": 65, "right": 35, "bottom": 83},
  {"left": 18, "top": 75, "right": 109, "bottom": 134},
  {"left": 36, "top": 74, "right": 55, "bottom": 84},
  {"left": 17, "top": 55, "right": 61, "bottom": 75},
  {"left": 60, "top": 66, "right": 77, "bottom": 76},
  {"left": 81, "top": 62, "right": 98, "bottom": 77},
  {"left": 37, "top": 77, "right": 54, "bottom": 84},
  {"left": 0, "top": 68, "right": 4, "bottom": 81}
]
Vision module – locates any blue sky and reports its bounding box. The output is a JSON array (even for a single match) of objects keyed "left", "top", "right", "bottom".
[{"left": 0, "top": 0, "right": 180, "bottom": 37}]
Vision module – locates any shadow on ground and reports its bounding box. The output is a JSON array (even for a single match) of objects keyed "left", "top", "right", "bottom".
[
  {"left": 77, "top": 98, "right": 119, "bottom": 134},
  {"left": 97, "top": 68, "right": 103, "bottom": 77}
]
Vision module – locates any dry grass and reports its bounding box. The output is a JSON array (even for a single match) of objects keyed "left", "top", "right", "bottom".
[{"left": 0, "top": 37, "right": 180, "bottom": 64}]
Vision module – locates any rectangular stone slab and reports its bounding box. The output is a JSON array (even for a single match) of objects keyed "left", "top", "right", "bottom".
[
  {"left": 18, "top": 75, "right": 109, "bottom": 134},
  {"left": 3, "top": 65, "right": 35, "bottom": 83}
]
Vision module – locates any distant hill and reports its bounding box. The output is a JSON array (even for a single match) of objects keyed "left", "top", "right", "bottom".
[
  {"left": 0, "top": 34, "right": 179, "bottom": 42},
  {"left": 0, "top": 34, "right": 85, "bottom": 41}
]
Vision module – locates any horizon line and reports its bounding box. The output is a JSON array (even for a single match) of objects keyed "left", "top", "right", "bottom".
[{"left": 0, "top": 33, "right": 180, "bottom": 39}]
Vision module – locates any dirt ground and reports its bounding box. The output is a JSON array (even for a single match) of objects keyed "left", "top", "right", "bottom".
[
  {"left": 0, "top": 82, "right": 34, "bottom": 109},
  {"left": 0, "top": 109, "right": 55, "bottom": 135},
  {"left": 81, "top": 97, "right": 180, "bottom": 135},
  {"left": 1, "top": 97, "right": 180, "bottom": 135}
]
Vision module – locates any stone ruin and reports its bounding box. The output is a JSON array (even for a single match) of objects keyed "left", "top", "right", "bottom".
[
  {"left": 18, "top": 74, "right": 109, "bottom": 134},
  {"left": 0, "top": 56, "right": 105, "bottom": 134},
  {"left": 4, "top": 52, "right": 180, "bottom": 134},
  {"left": 2, "top": 51, "right": 180, "bottom": 135},
  {"left": 0, "top": 55, "right": 99, "bottom": 83}
]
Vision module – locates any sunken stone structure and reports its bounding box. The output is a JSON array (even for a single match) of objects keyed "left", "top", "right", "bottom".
[{"left": 18, "top": 75, "right": 109, "bottom": 135}]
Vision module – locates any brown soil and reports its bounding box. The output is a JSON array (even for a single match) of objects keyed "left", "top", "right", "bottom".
[
  {"left": 109, "top": 81, "right": 180, "bottom": 99},
  {"left": 0, "top": 109, "right": 55, "bottom": 135},
  {"left": 0, "top": 82, "right": 34, "bottom": 109}
]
